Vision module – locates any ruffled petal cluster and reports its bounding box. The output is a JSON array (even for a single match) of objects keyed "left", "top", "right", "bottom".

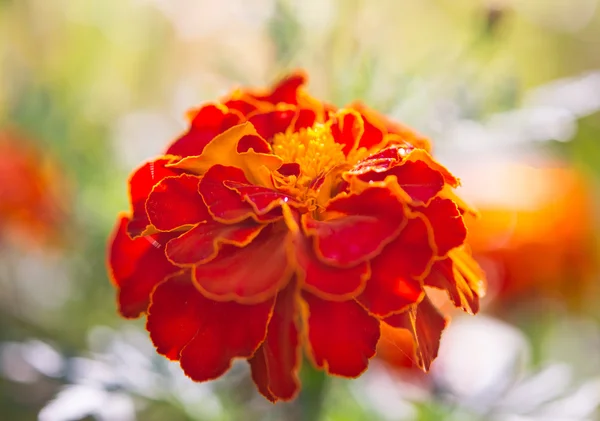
[{"left": 107, "top": 72, "right": 485, "bottom": 401}]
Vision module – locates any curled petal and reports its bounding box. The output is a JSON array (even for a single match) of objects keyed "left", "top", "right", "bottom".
[
  {"left": 249, "top": 108, "right": 296, "bottom": 141},
  {"left": 249, "top": 282, "right": 301, "bottom": 402},
  {"left": 405, "top": 149, "right": 459, "bottom": 187},
  {"left": 193, "top": 228, "right": 292, "bottom": 303},
  {"left": 303, "top": 292, "right": 380, "bottom": 377},
  {"left": 198, "top": 165, "right": 261, "bottom": 223},
  {"left": 247, "top": 71, "right": 307, "bottom": 105},
  {"left": 384, "top": 296, "right": 447, "bottom": 371},
  {"left": 165, "top": 219, "right": 265, "bottom": 266},
  {"left": 303, "top": 186, "right": 407, "bottom": 267},
  {"left": 169, "top": 122, "right": 282, "bottom": 186},
  {"left": 224, "top": 179, "right": 303, "bottom": 215},
  {"left": 108, "top": 215, "right": 178, "bottom": 318},
  {"left": 353, "top": 159, "right": 445, "bottom": 204},
  {"left": 147, "top": 271, "right": 275, "bottom": 381},
  {"left": 237, "top": 134, "right": 271, "bottom": 154},
  {"left": 166, "top": 104, "right": 243, "bottom": 157},
  {"left": 425, "top": 247, "right": 486, "bottom": 314},
  {"left": 330, "top": 110, "right": 364, "bottom": 156},
  {"left": 357, "top": 216, "right": 431, "bottom": 317},
  {"left": 127, "top": 157, "right": 180, "bottom": 238},
  {"left": 418, "top": 198, "right": 467, "bottom": 256},
  {"left": 146, "top": 174, "right": 209, "bottom": 231}
]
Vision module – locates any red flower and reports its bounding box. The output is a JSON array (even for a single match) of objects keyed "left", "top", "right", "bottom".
[{"left": 107, "top": 72, "right": 485, "bottom": 401}]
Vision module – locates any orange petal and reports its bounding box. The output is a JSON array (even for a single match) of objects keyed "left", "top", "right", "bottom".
[
  {"left": 249, "top": 282, "right": 301, "bottom": 402},
  {"left": 168, "top": 122, "right": 282, "bottom": 186},
  {"left": 147, "top": 271, "right": 275, "bottom": 381},
  {"left": 107, "top": 215, "right": 178, "bottom": 318},
  {"left": 165, "top": 219, "right": 265, "bottom": 266},
  {"left": 303, "top": 293, "right": 380, "bottom": 377},
  {"left": 193, "top": 227, "right": 293, "bottom": 303},
  {"left": 384, "top": 296, "right": 447, "bottom": 371},
  {"left": 357, "top": 217, "right": 431, "bottom": 317},
  {"left": 425, "top": 247, "right": 485, "bottom": 314},
  {"left": 166, "top": 104, "right": 243, "bottom": 157},
  {"left": 127, "top": 157, "right": 180, "bottom": 238},
  {"left": 146, "top": 174, "right": 209, "bottom": 231}
]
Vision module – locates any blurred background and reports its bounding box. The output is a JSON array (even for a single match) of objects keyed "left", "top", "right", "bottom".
[{"left": 1, "top": 0, "right": 600, "bottom": 420}]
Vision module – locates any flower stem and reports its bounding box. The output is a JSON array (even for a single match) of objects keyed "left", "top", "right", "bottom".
[{"left": 296, "top": 360, "right": 328, "bottom": 421}]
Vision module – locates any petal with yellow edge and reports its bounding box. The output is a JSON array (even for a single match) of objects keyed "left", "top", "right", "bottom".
[
  {"left": 249, "top": 281, "right": 301, "bottom": 402},
  {"left": 108, "top": 215, "right": 178, "bottom": 318},
  {"left": 166, "top": 104, "right": 243, "bottom": 157},
  {"left": 146, "top": 174, "right": 209, "bottom": 232},
  {"left": 357, "top": 216, "right": 432, "bottom": 317},
  {"left": 303, "top": 186, "right": 407, "bottom": 268},
  {"left": 418, "top": 197, "right": 467, "bottom": 257},
  {"left": 303, "top": 292, "right": 380, "bottom": 377},
  {"left": 193, "top": 227, "right": 292, "bottom": 303},
  {"left": 384, "top": 296, "right": 447, "bottom": 371},
  {"left": 127, "top": 157, "right": 180, "bottom": 238},
  {"left": 147, "top": 271, "right": 275, "bottom": 381},
  {"left": 165, "top": 219, "right": 266, "bottom": 266}
]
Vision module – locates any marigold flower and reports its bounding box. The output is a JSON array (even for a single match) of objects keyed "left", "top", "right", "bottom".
[
  {"left": 465, "top": 162, "right": 594, "bottom": 307},
  {"left": 0, "top": 131, "right": 67, "bottom": 247},
  {"left": 107, "top": 72, "right": 485, "bottom": 401}
]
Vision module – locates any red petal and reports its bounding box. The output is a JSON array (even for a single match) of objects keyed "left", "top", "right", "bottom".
[
  {"left": 303, "top": 186, "right": 407, "bottom": 267},
  {"left": 249, "top": 282, "right": 301, "bottom": 401},
  {"left": 303, "top": 292, "right": 380, "bottom": 377},
  {"left": 248, "top": 72, "right": 306, "bottom": 105},
  {"left": 127, "top": 157, "right": 180, "bottom": 238},
  {"left": 357, "top": 217, "right": 432, "bottom": 317},
  {"left": 146, "top": 174, "right": 209, "bottom": 231},
  {"left": 293, "top": 108, "right": 317, "bottom": 130},
  {"left": 292, "top": 225, "right": 369, "bottom": 299},
  {"left": 193, "top": 228, "right": 292, "bottom": 302},
  {"left": 165, "top": 219, "right": 265, "bottom": 266},
  {"left": 249, "top": 109, "right": 296, "bottom": 140},
  {"left": 224, "top": 179, "right": 303, "bottom": 215},
  {"left": 418, "top": 198, "right": 466, "bottom": 256},
  {"left": 223, "top": 97, "right": 259, "bottom": 117},
  {"left": 147, "top": 271, "right": 274, "bottom": 380},
  {"left": 237, "top": 134, "right": 271, "bottom": 154},
  {"left": 277, "top": 163, "right": 301, "bottom": 177},
  {"left": 356, "top": 160, "right": 445, "bottom": 204},
  {"left": 166, "top": 104, "right": 242, "bottom": 157},
  {"left": 108, "top": 215, "right": 178, "bottom": 318},
  {"left": 198, "top": 165, "right": 257, "bottom": 223},
  {"left": 356, "top": 108, "right": 385, "bottom": 151},
  {"left": 384, "top": 296, "right": 447, "bottom": 371},
  {"left": 330, "top": 110, "right": 363, "bottom": 156}
]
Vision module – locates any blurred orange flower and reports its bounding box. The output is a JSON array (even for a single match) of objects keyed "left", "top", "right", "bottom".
[
  {"left": 0, "top": 131, "right": 67, "bottom": 248},
  {"left": 107, "top": 72, "right": 485, "bottom": 401},
  {"left": 465, "top": 162, "right": 595, "bottom": 307}
]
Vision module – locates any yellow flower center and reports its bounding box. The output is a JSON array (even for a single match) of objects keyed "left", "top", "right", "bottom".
[{"left": 272, "top": 124, "right": 346, "bottom": 182}]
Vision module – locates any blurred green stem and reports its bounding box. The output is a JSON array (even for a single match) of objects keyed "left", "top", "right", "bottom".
[{"left": 296, "top": 360, "right": 328, "bottom": 421}]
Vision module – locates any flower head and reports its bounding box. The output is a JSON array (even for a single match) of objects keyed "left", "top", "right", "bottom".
[{"left": 107, "top": 72, "right": 485, "bottom": 401}]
